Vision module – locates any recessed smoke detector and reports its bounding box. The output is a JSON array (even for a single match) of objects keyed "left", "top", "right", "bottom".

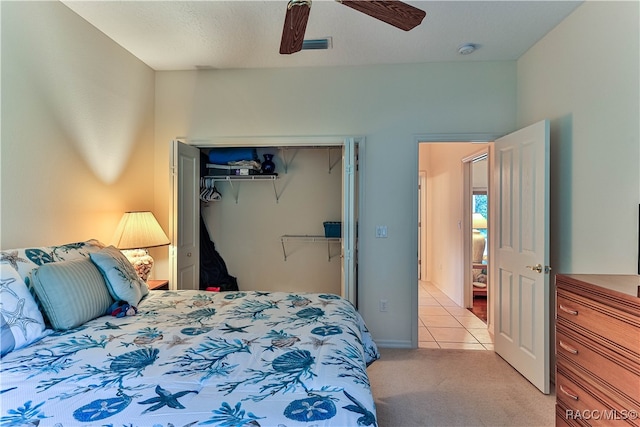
[{"left": 457, "top": 43, "right": 477, "bottom": 55}]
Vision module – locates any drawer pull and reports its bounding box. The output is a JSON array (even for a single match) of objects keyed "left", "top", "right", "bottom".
[
  {"left": 559, "top": 340, "right": 578, "bottom": 355},
  {"left": 560, "top": 385, "right": 579, "bottom": 401},
  {"left": 559, "top": 304, "right": 578, "bottom": 315}
]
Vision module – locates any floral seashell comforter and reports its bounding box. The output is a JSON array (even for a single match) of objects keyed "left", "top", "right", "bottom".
[{"left": 0, "top": 290, "right": 379, "bottom": 426}]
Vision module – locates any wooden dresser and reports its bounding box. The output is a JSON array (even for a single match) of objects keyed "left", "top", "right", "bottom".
[{"left": 555, "top": 274, "right": 640, "bottom": 426}]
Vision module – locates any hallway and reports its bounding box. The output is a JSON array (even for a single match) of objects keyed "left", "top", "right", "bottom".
[{"left": 418, "top": 281, "right": 494, "bottom": 350}]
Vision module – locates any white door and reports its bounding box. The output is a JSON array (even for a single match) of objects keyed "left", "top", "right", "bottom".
[
  {"left": 492, "top": 120, "right": 550, "bottom": 394},
  {"left": 341, "top": 137, "right": 358, "bottom": 306},
  {"left": 170, "top": 140, "right": 200, "bottom": 290}
]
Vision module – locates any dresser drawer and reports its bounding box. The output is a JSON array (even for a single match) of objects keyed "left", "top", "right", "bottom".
[
  {"left": 557, "top": 289, "right": 640, "bottom": 357},
  {"left": 556, "top": 368, "right": 639, "bottom": 426},
  {"left": 557, "top": 402, "right": 586, "bottom": 427},
  {"left": 557, "top": 325, "right": 640, "bottom": 408},
  {"left": 556, "top": 275, "right": 640, "bottom": 427}
]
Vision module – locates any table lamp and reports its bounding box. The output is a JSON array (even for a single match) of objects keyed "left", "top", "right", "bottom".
[
  {"left": 111, "top": 211, "right": 170, "bottom": 281},
  {"left": 472, "top": 212, "right": 487, "bottom": 264}
]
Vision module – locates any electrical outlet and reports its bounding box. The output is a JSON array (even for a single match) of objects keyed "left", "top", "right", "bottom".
[
  {"left": 379, "top": 299, "right": 388, "bottom": 312},
  {"left": 375, "top": 225, "right": 388, "bottom": 238}
]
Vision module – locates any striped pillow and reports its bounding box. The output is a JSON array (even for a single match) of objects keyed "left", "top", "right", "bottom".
[{"left": 31, "top": 258, "right": 113, "bottom": 331}]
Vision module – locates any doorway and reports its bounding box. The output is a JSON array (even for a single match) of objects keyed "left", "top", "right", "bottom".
[
  {"left": 417, "top": 139, "right": 494, "bottom": 350},
  {"left": 468, "top": 153, "right": 489, "bottom": 324},
  {"left": 415, "top": 121, "right": 551, "bottom": 393}
]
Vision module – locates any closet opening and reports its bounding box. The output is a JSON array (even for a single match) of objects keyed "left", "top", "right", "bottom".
[
  {"left": 170, "top": 137, "right": 362, "bottom": 306},
  {"left": 201, "top": 145, "right": 343, "bottom": 296}
]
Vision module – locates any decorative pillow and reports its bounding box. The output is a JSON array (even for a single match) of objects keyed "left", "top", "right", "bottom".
[
  {"left": 89, "top": 246, "right": 149, "bottom": 306},
  {"left": 0, "top": 264, "right": 47, "bottom": 356},
  {"left": 1, "top": 240, "right": 106, "bottom": 327},
  {"left": 0, "top": 239, "right": 105, "bottom": 282},
  {"left": 30, "top": 258, "right": 113, "bottom": 331}
]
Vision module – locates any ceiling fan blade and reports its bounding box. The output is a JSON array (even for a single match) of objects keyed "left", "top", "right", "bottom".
[
  {"left": 280, "top": 0, "right": 312, "bottom": 54},
  {"left": 338, "top": 0, "right": 426, "bottom": 31}
]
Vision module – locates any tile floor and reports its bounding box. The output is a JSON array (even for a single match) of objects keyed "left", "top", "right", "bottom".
[{"left": 418, "top": 280, "right": 494, "bottom": 350}]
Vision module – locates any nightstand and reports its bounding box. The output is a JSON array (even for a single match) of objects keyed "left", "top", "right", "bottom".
[
  {"left": 472, "top": 263, "right": 488, "bottom": 297},
  {"left": 147, "top": 279, "right": 169, "bottom": 290}
]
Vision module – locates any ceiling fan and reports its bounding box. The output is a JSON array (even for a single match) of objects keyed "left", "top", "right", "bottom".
[{"left": 280, "top": 0, "right": 426, "bottom": 54}]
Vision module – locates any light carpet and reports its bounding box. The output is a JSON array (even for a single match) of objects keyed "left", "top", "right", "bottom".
[{"left": 368, "top": 348, "right": 555, "bottom": 427}]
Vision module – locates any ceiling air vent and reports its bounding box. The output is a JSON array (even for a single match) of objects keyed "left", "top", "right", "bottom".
[{"left": 302, "top": 37, "right": 332, "bottom": 50}]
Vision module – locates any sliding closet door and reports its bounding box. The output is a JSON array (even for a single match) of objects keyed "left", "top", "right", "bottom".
[
  {"left": 342, "top": 137, "right": 358, "bottom": 306},
  {"left": 170, "top": 140, "right": 200, "bottom": 290}
]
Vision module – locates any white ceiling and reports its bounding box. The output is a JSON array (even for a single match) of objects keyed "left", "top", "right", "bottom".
[{"left": 61, "top": 0, "right": 583, "bottom": 71}]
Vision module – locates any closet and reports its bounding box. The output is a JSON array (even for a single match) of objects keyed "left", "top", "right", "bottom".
[{"left": 170, "top": 137, "right": 360, "bottom": 305}]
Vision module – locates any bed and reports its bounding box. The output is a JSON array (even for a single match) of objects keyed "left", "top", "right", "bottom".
[{"left": 0, "top": 241, "right": 379, "bottom": 426}]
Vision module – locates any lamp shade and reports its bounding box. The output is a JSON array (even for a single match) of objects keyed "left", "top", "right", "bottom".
[
  {"left": 472, "top": 213, "right": 487, "bottom": 229},
  {"left": 111, "top": 211, "right": 170, "bottom": 250}
]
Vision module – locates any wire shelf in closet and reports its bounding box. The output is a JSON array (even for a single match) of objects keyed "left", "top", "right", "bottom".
[
  {"left": 201, "top": 175, "right": 280, "bottom": 204},
  {"left": 280, "top": 235, "right": 341, "bottom": 262}
]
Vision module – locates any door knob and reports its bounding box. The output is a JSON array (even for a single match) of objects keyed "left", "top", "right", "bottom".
[
  {"left": 187, "top": 252, "right": 192, "bottom": 257},
  {"left": 526, "top": 264, "right": 551, "bottom": 274},
  {"left": 526, "top": 264, "right": 543, "bottom": 273}
]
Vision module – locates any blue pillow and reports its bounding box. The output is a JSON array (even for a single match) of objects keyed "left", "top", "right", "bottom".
[
  {"left": 30, "top": 258, "right": 113, "bottom": 331},
  {"left": 90, "top": 246, "right": 149, "bottom": 306}
]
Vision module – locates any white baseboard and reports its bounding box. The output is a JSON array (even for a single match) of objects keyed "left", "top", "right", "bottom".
[{"left": 375, "top": 339, "right": 413, "bottom": 349}]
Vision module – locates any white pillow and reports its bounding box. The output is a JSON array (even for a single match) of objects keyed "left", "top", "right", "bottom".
[
  {"left": 90, "top": 246, "right": 149, "bottom": 306},
  {"left": 0, "top": 264, "right": 46, "bottom": 357}
]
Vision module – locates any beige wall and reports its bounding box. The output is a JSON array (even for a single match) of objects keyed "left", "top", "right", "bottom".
[
  {"left": 517, "top": 1, "right": 639, "bottom": 275},
  {"left": 154, "top": 64, "right": 516, "bottom": 346},
  {"left": 1, "top": 1, "right": 156, "bottom": 249}
]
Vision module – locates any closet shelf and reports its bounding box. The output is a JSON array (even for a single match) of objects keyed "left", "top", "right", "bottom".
[
  {"left": 203, "top": 175, "right": 280, "bottom": 203},
  {"left": 203, "top": 175, "right": 278, "bottom": 182},
  {"left": 280, "top": 235, "right": 341, "bottom": 261},
  {"left": 279, "top": 147, "right": 341, "bottom": 174}
]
